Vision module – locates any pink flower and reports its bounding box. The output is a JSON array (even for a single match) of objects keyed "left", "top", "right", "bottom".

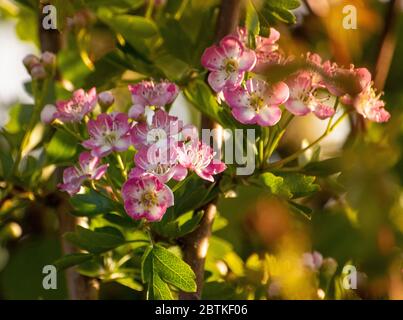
[
  {"left": 302, "top": 251, "right": 323, "bottom": 271},
  {"left": 58, "top": 152, "right": 108, "bottom": 195},
  {"left": 321, "top": 61, "right": 372, "bottom": 97},
  {"left": 128, "top": 80, "right": 179, "bottom": 120},
  {"left": 177, "top": 140, "right": 226, "bottom": 182},
  {"left": 131, "top": 109, "right": 180, "bottom": 148},
  {"left": 83, "top": 113, "right": 132, "bottom": 157},
  {"left": 224, "top": 78, "right": 289, "bottom": 126},
  {"left": 201, "top": 35, "right": 256, "bottom": 92},
  {"left": 345, "top": 84, "right": 390, "bottom": 123},
  {"left": 121, "top": 175, "right": 174, "bottom": 222},
  {"left": 285, "top": 72, "right": 335, "bottom": 120},
  {"left": 234, "top": 27, "right": 286, "bottom": 72},
  {"left": 130, "top": 144, "right": 187, "bottom": 183},
  {"left": 55, "top": 88, "right": 97, "bottom": 122}
]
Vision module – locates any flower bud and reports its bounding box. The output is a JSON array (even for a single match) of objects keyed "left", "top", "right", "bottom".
[
  {"left": 98, "top": 91, "right": 115, "bottom": 108},
  {"left": 30, "top": 64, "right": 47, "bottom": 80},
  {"left": 23, "top": 54, "right": 40, "bottom": 72},
  {"left": 41, "top": 104, "right": 57, "bottom": 124},
  {"left": 41, "top": 51, "right": 56, "bottom": 73}
]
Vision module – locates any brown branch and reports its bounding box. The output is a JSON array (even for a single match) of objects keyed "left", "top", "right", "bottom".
[
  {"left": 56, "top": 194, "right": 99, "bottom": 300},
  {"left": 38, "top": 2, "right": 98, "bottom": 300},
  {"left": 374, "top": 0, "right": 400, "bottom": 91},
  {"left": 179, "top": 0, "right": 242, "bottom": 300}
]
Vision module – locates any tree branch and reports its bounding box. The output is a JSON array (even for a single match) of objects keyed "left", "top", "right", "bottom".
[
  {"left": 374, "top": 0, "right": 400, "bottom": 91},
  {"left": 38, "top": 2, "right": 98, "bottom": 300},
  {"left": 179, "top": 0, "right": 241, "bottom": 300}
]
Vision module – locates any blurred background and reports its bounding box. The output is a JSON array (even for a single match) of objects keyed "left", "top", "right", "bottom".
[{"left": 0, "top": 0, "right": 402, "bottom": 299}]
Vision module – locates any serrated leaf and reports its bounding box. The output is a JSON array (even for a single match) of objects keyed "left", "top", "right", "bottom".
[
  {"left": 65, "top": 226, "right": 125, "bottom": 254},
  {"left": 54, "top": 253, "right": 93, "bottom": 270},
  {"left": 279, "top": 172, "right": 320, "bottom": 198},
  {"left": 259, "top": 172, "right": 292, "bottom": 198},
  {"left": 259, "top": 172, "right": 319, "bottom": 199}
]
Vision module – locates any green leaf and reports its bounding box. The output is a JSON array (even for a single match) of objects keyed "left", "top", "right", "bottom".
[
  {"left": 153, "top": 245, "right": 196, "bottom": 292},
  {"left": 260, "top": 0, "right": 301, "bottom": 26},
  {"left": 259, "top": 172, "right": 319, "bottom": 199},
  {"left": 46, "top": 130, "right": 77, "bottom": 164},
  {"left": 245, "top": 0, "right": 260, "bottom": 37},
  {"left": 149, "top": 272, "right": 174, "bottom": 300},
  {"left": 65, "top": 226, "right": 125, "bottom": 254},
  {"left": 141, "top": 244, "right": 196, "bottom": 299},
  {"left": 184, "top": 79, "right": 241, "bottom": 129},
  {"left": 303, "top": 158, "right": 342, "bottom": 176},
  {"left": 160, "top": 18, "right": 194, "bottom": 65},
  {"left": 0, "top": 151, "right": 13, "bottom": 180},
  {"left": 288, "top": 200, "right": 312, "bottom": 220},
  {"left": 70, "top": 189, "right": 117, "bottom": 217},
  {"left": 152, "top": 211, "right": 203, "bottom": 238},
  {"left": 259, "top": 172, "right": 292, "bottom": 198},
  {"left": 54, "top": 253, "right": 93, "bottom": 270},
  {"left": 115, "top": 278, "right": 143, "bottom": 292},
  {"left": 280, "top": 172, "right": 320, "bottom": 198},
  {"left": 98, "top": 9, "right": 158, "bottom": 55}
]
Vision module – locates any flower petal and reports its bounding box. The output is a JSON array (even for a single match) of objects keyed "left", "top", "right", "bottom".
[{"left": 257, "top": 106, "right": 282, "bottom": 126}]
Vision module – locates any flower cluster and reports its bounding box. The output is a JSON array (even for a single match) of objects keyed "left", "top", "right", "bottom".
[
  {"left": 201, "top": 28, "right": 390, "bottom": 125},
  {"left": 54, "top": 80, "right": 226, "bottom": 222}
]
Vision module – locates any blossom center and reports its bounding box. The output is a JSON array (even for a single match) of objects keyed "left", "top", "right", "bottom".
[
  {"left": 140, "top": 191, "right": 158, "bottom": 208},
  {"left": 103, "top": 132, "right": 118, "bottom": 145},
  {"left": 249, "top": 93, "right": 265, "bottom": 111},
  {"left": 224, "top": 59, "right": 238, "bottom": 74}
]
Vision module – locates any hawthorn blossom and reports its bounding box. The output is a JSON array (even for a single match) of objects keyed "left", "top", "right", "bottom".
[
  {"left": 121, "top": 175, "right": 174, "bottom": 222},
  {"left": 128, "top": 80, "right": 179, "bottom": 121},
  {"left": 235, "top": 27, "right": 286, "bottom": 71},
  {"left": 302, "top": 251, "right": 323, "bottom": 272},
  {"left": 201, "top": 35, "right": 256, "bottom": 92},
  {"left": 131, "top": 109, "right": 181, "bottom": 148},
  {"left": 83, "top": 113, "right": 131, "bottom": 157},
  {"left": 342, "top": 84, "right": 390, "bottom": 123},
  {"left": 129, "top": 144, "right": 187, "bottom": 183},
  {"left": 285, "top": 72, "right": 335, "bottom": 119},
  {"left": 177, "top": 140, "right": 226, "bottom": 182},
  {"left": 54, "top": 88, "right": 97, "bottom": 122},
  {"left": 321, "top": 61, "right": 372, "bottom": 97},
  {"left": 224, "top": 78, "right": 289, "bottom": 126},
  {"left": 58, "top": 152, "right": 108, "bottom": 195}
]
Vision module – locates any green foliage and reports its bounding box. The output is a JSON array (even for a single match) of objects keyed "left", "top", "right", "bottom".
[
  {"left": 70, "top": 189, "right": 119, "bottom": 217},
  {"left": 141, "top": 245, "right": 197, "bottom": 299},
  {"left": 54, "top": 252, "right": 94, "bottom": 270},
  {"left": 64, "top": 226, "right": 126, "bottom": 254},
  {"left": 45, "top": 130, "right": 78, "bottom": 165},
  {"left": 259, "top": 172, "right": 320, "bottom": 199},
  {"left": 260, "top": 0, "right": 301, "bottom": 25}
]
